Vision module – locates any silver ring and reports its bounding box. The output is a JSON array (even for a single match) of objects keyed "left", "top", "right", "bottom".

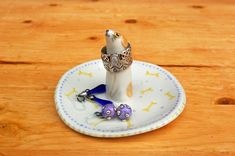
[{"left": 101, "top": 43, "right": 133, "bottom": 72}]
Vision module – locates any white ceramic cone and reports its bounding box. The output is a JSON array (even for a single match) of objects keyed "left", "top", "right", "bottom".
[{"left": 103, "top": 29, "right": 133, "bottom": 102}]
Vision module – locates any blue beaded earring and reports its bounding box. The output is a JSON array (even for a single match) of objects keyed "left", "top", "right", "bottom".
[{"left": 76, "top": 84, "right": 132, "bottom": 121}]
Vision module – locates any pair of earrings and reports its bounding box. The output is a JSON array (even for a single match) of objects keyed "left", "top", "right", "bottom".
[{"left": 76, "top": 84, "right": 132, "bottom": 121}]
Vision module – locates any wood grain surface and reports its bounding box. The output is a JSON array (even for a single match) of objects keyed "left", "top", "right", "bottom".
[{"left": 0, "top": 0, "right": 235, "bottom": 155}]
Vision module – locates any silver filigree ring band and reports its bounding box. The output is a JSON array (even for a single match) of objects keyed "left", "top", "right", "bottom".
[{"left": 101, "top": 43, "right": 133, "bottom": 72}]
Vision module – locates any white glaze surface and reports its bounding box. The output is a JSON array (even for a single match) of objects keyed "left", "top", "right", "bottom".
[{"left": 54, "top": 60, "right": 186, "bottom": 137}]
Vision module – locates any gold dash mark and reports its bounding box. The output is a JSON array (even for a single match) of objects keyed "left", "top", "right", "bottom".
[
  {"left": 142, "top": 101, "right": 157, "bottom": 112},
  {"left": 146, "top": 70, "right": 159, "bottom": 78},
  {"left": 126, "top": 82, "right": 133, "bottom": 97},
  {"left": 140, "top": 88, "right": 154, "bottom": 95},
  {"left": 92, "top": 119, "right": 106, "bottom": 127},
  {"left": 165, "top": 92, "right": 175, "bottom": 100},
  {"left": 65, "top": 88, "right": 77, "bottom": 97},
  {"left": 126, "top": 120, "right": 132, "bottom": 128},
  {"left": 87, "top": 99, "right": 99, "bottom": 109},
  {"left": 78, "top": 70, "right": 93, "bottom": 78}
]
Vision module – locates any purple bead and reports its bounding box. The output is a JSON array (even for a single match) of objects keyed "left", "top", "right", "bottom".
[
  {"left": 101, "top": 104, "right": 116, "bottom": 120},
  {"left": 116, "top": 104, "right": 132, "bottom": 121}
]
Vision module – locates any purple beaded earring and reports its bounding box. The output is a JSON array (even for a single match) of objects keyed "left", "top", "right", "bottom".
[
  {"left": 116, "top": 104, "right": 132, "bottom": 121},
  {"left": 77, "top": 84, "right": 132, "bottom": 121}
]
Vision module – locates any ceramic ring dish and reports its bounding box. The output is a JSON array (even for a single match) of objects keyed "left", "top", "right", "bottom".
[{"left": 54, "top": 59, "right": 186, "bottom": 137}]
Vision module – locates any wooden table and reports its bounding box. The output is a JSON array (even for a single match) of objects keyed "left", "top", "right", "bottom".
[{"left": 0, "top": 0, "right": 235, "bottom": 155}]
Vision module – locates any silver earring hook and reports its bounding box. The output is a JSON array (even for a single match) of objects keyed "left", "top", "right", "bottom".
[{"left": 76, "top": 89, "right": 90, "bottom": 102}]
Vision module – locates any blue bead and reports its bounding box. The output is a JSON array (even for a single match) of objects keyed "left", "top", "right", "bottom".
[
  {"left": 91, "top": 95, "right": 113, "bottom": 106},
  {"left": 87, "top": 84, "right": 106, "bottom": 95}
]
